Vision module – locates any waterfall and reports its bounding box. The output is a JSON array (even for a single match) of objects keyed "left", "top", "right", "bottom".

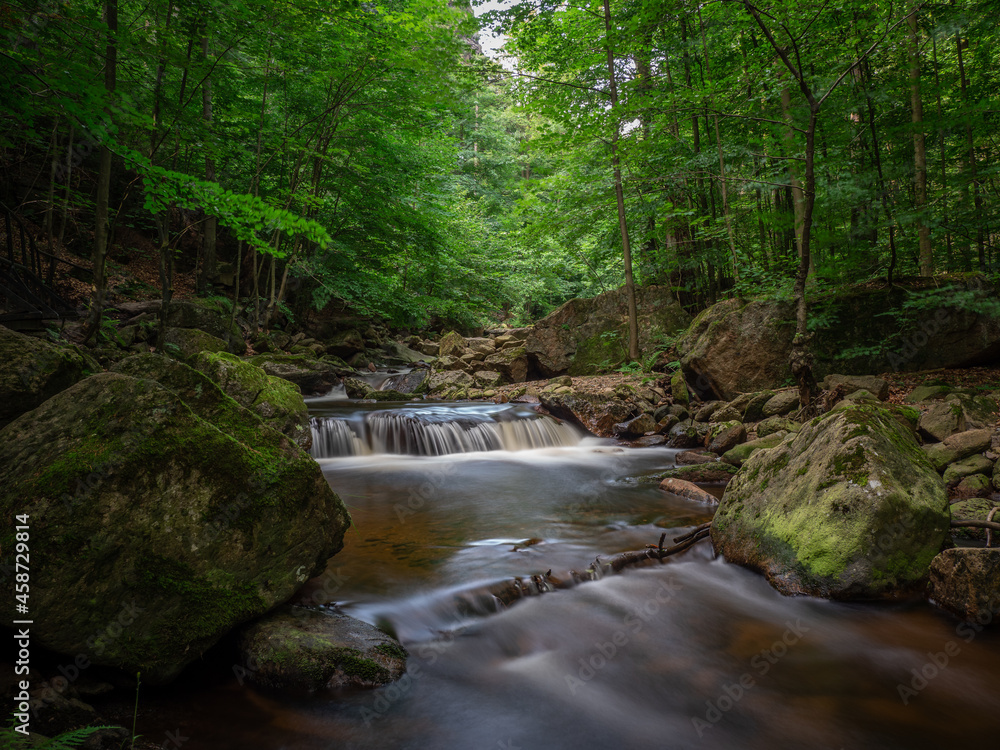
[{"left": 309, "top": 405, "right": 580, "bottom": 458}]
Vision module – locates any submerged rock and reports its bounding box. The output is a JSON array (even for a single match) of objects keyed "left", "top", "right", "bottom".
[
  {"left": 237, "top": 606, "right": 407, "bottom": 690},
  {"left": 659, "top": 478, "right": 718, "bottom": 505},
  {"left": 0, "top": 325, "right": 98, "bottom": 429},
  {"left": 712, "top": 404, "right": 949, "bottom": 599},
  {"left": 0, "top": 373, "right": 350, "bottom": 683}
]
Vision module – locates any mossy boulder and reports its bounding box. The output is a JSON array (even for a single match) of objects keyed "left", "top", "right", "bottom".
[
  {"left": 671, "top": 371, "right": 689, "bottom": 405},
  {"left": 707, "top": 423, "right": 746, "bottom": 454},
  {"left": 762, "top": 390, "right": 799, "bottom": 417},
  {"left": 712, "top": 404, "right": 950, "bottom": 599},
  {"left": 942, "top": 454, "right": 994, "bottom": 486},
  {"left": 0, "top": 373, "right": 349, "bottom": 683},
  {"left": 437, "top": 331, "right": 466, "bottom": 359},
  {"left": 0, "top": 325, "right": 99, "bottom": 429},
  {"left": 483, "top": 346, "right": 529, "bottom": 383},
  {"left": 237, "top": 606, "right": 407, "bottom": 690},
  {"left": 525, "top": 285, "right": 690, "bottom": 377},
  {"left": 326, "top": 329, "right": 366, "bottom": 358},
  {"left": 922, "top": 429, "right": 992, "bottom": 472},
  {"left": 248, "top": 353, "right": 348, "bottom": 396},
  {"left": 757, "top": 416, "right": 801, "bottom": 438},
  {"left": 194, "top": 351, "right": 311, "bottom": 450},
  {"left": 162, "top": 327, "right": 229, "bottom": 360},
  {"left": 955, "top": 473, "right": 992, "bottom": 497},
  {"left": 426, "top": 370, "right": 474, "bottom": 397}
]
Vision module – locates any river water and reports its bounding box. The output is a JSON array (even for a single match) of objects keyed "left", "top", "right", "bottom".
[{"left": 133, "top": 399, "right": 1000, "bottom": 749}]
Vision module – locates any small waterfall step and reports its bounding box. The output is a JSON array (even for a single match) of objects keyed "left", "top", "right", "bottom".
[{"left": 309, "top": 403, "right": 580, "bottom": 458}]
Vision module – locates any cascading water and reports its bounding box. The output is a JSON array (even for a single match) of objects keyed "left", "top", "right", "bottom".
[{"left": 309, "top": 402, "right": 580, "bottom": 458}]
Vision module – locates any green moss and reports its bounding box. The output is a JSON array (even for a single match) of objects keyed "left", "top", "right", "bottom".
[
  {"left": 374, "top": 642, "right": 408, "bottom": 660},
  {"left": 569, "top": 329, "right": 626, "bottom": 375}
]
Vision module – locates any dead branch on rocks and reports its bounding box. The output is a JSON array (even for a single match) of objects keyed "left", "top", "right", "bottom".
[
  {"left": 487, "top": 522, "right": 713, "bottom": 607},
  {"left": 952, "top": 517, "right": 1000, "bottom": 548}
]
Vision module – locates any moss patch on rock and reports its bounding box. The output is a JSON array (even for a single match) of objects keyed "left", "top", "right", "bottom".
[{"left": 194, "top": 351, "right": 311, "bottom": 450}]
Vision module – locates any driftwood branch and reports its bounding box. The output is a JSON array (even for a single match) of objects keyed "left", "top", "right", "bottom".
[
  {"left": 951, "top": 518, "right": 1000, "bottom": 533},
  {"left": 953, "top": 516, "right": 1000, "bottom": 548},
  {"left": 487, "top": 524, "right": 713, "bottom": 607}
]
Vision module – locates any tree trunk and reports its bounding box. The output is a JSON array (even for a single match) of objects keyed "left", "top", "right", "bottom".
[
  {"left": 930, "top": 36, "right": 952, "bottom": 268},
  {"left": 698, "top": 9, "right": 739, "bottom": 282},
  {"left": 602, "top": 0, "right": 639, "bottom": 362},
  {"left": 83, "top": 0, "right": 117, "bottom": 345},
  {"left": 956, "top": 34, "right": 984, "bottom": 270},
  {"left": 199, "top": 29, "right": 218, "bottom": 292},
  {"left": 908, "top": 9, "right": 932, "bottom": 276}
]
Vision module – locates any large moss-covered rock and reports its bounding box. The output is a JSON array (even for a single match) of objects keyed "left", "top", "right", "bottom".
[
  {"left": 0, "top": 325, "right": 99, "bottom": 429},
  {"left": 712, "top": 404, "right": 949, "bottom": 599},
  {"left": 927, "top": 549, "right": 1000, "bottom": 623},
  {"left": 194, "top": 351, "right": 311, "bottom": 450},
  {"left": 525, "top": 285, "right": 691, "bottom": 377},
  {"left": 237, "top": 606, "right": 407, "bottom": 690},
  {"left": 0, "top": 373, "right": 349, "bottom": 683}
]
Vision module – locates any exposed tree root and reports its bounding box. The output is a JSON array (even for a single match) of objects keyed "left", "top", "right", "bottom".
[{"left": 487, "top": 522, "right": 713, "bottom": 607}]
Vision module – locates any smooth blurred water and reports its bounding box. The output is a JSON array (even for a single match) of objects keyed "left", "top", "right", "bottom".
[{"left": 134, "top": 402, "right": 1000, "bottom": 750}]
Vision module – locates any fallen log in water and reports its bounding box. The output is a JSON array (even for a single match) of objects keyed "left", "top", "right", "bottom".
[{"left": 487, "top": 522, "right": 712, "bottom": 607}]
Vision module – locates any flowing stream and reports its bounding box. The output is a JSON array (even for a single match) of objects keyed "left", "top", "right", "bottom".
[{"left": 132, "top": 398, "right": 1000, "bottom": 749}]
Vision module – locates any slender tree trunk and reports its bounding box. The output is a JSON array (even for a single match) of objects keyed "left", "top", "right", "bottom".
[
  {"left": 602, "top": 0, "right": 638, "bottom": 362},
  {"left": 956, "top": 34, "right": 983, "bottom": 270},
  {"left": 698, "top": 9, "right": 739, "bottom": 281},
  {"left": 83, "top": 0, "right": 117, "bottom": 345},
  {"left": 57, "top": 124, "right": 73, "bottom": 246},
  {"left": 199, "top": 29, "right": 218, "bottom": 292},
  {"left": 781, "top": 83, "right": 806, "bottom": 265},
  {"left": 930, "top": 36, "right": 952, "bottom": 268},
  {"left": 909, "top": 9, "right": 932, "bottom": 276}
]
